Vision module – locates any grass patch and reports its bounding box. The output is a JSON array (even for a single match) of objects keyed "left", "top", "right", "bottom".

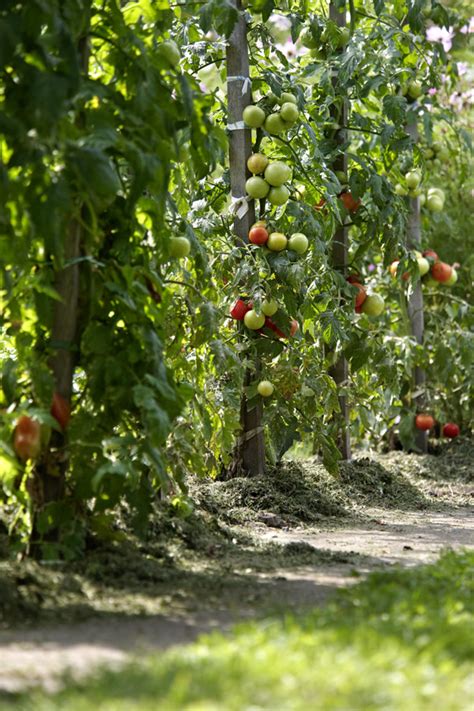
[{"left": 6, "top": 549, "right": 473, "bottom": 710}]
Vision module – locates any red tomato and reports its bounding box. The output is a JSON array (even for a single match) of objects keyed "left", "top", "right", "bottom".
[
  {"left": 13, "top": 416, "right": 41, "bottom": 461},
  {"left": 339, "top": 191, "right": 361, "bottom": 213},
  {"left": 264, "top": 317, "right": 285, "bottom": 339},
  {"left": 389, "top": 261, "right": 409, "bottom": 280},
  {"left": 230, "top": 299, "right": 250, "bottom": 320},
  {"left": 248, "top": 226, "right": 269, "bottom": 245},
  {"left": 51, "top": 392, "right": 71, "bottom": 430},
  {"left": 347, "top": 274, "right": 363, "bottom": 285},
  {"left": 289, "top": 319, "right": 299, "bottom": 337},
  {"left": 442, "top": 423, "right": 460, "bottom": 439},
  {"left": 352, "top": 282, "right": 367, "bottom": 309},
  {"left": 431, "top": 261, "right": 453, "bottom": 283},
  {"left": 415, "top": 414, "right": 435, "bottom": 431}
]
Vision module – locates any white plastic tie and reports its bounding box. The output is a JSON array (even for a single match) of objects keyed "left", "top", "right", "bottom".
[
  {"left": 227, "top": 121, "right": 246, "bottom": 131},
  {"left": 227, "top": 75, "right": 252, "bottom": 96},
  {"left": 230, "top": 195, "right": 250, "bottom": 220}
]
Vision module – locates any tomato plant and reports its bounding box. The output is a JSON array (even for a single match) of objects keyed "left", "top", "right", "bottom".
[{"left": 0, "top": 0, "right": 472, "bottom": 557}]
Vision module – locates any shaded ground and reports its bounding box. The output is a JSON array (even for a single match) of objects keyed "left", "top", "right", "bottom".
[{"left": 0, "top": 438, "right": 472, "bottom": 693}]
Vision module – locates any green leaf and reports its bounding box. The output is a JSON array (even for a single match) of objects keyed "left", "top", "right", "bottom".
[
  {"left": 66, "top": 146, "right": 121, "bottom": 203},
  {"left": 398, "top": 414, "right": 417, "bottom": 452},
  {"left": 383, "top": 95, "right": 407, "bottom": 124},
  {"left": 199, "top": 0, "right": 239, "bottom": 38}
]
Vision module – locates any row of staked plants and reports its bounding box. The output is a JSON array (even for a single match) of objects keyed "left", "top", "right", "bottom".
[{"left": 0, "top": 0, "right": 472, "bottom": 557}]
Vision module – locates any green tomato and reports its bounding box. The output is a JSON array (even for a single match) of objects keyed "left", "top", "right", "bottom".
[
  {"left": 247, "top": 153, "right": 269, "bottom": 174},
  {"left": 408, "top": 80, "right": 423, "bottom": 99},
  {"left": 446, "top": 268, "right": 458, "bottom": 286},
  {"left": 423, "top": 274, "right": 438, "bottom": 287},
  {"left": 288, "top": 233, "right": 308, "bottom": 254},
  {"left": 243, "top": 105, "right": 266, "bottom": 128},
  {"left": 246, "top": 176, "right": 270, "bottom": 199},
  {"left": 280, "top": 102, "right": 299, "bottom": 123},
  {"left": 405, "top": 170, "right": 422, "bottom": 190},
  {"left": 157, "top": 40, "right": 181, "bottom": 68},
  {"left": 268, "top": 185, "right": 290, "bottom": 206},
  {"left": 261, "top": 299, "right": 278, "bottom": 316},
  {"left": 244, "top": 309, "right": 265, "bottom": 330},
  {"left": 294, "top": 183, "right": 306, "bottom": 200},
  {"left": 267, "top": 232, "right": 288, "bottom": 251},
  {"left": 335, "top": 170, "right": 348, "bottom": 185},
  {"left": 257, "top": 380, "right": 274, "bottom": 397},
  {"left": 395, "top": 183, "right": 408, "bottom": 197},
  {"left": 169, "top": 237, "right": 191, "bottom": 258},
  {"left": 264, "top": 113, "right": 286, "bottom": 135},
  {"left": 278, "top": 92, "right": 297, "bottom": 105},
  {"left": 428, "top": 187, "right": 445, "bottom": 201},
  {"left": 264, "top": 161, "right": 292, "bottom": 187},
  {"left": 361, "top": 294, "right": 385, "bottom": 317},
  {"left": 426, "top": 194, "right": 444, "bottom": 212},
  {"left": 417, "top": 257, "right": 430, "bottom": 276}
]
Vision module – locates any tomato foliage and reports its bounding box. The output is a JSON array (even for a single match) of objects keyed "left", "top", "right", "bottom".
[{"left": 0, "top": 0, "right": 471, "bottom": 556}]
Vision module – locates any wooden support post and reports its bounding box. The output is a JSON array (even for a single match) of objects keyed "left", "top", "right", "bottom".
[
  {"left": 406, "top": 118, "right": 428, "bottom": 453},
  {"left": 30, "top": 36, "right": 89, "bottom": 554},
  {"left": 329, "top": 1, "right": 351, "bottom": 460},
  {"left": 226, "top": 2, "right": 265, "bottom": 476}
]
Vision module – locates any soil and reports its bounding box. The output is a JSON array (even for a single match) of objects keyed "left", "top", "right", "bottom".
[{"left": 0, "top": 439, "right": 472, "bottom": 694}]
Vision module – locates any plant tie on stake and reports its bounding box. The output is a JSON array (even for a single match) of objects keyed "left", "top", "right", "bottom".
[
  {"left": 227, "top": 75, "right": 252, "bottom": 96},
  {"left": 230, "top": 195, "right": 250, "bottom": 220},
  {"left": 238, "top": 426, "right": 264, "bottom": 444},
  {"left": 227, "top": 120, "right": 246, "bottom": 131}
]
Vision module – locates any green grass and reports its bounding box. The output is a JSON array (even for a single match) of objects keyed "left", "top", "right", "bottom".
[{"left": 7, "top": 550, "right": 474, "bottom": 711}]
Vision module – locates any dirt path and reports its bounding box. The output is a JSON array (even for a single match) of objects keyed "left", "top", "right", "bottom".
[{"left": 1, "top": 504, "right": 472, "bottom": 694}]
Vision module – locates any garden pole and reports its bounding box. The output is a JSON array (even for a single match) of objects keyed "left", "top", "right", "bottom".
[
  {"left": 329, "top": 1, "right": 351, "bottom": 460},
  {"left": 226, "top": 2, "right": 265, "bottom": 476},
  {"left": 30, "top": 34, "right": 90, "bottom": 553},
  {"left": 406, "top": 118, "right": 428, "bottom": 453}
]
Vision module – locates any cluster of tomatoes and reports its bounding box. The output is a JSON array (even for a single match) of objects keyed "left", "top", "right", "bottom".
[
  {"left": 13, "top": 393, "right": 71, "bottom": 462},
  {"left": 229, "top": 297, "right": 299, "bottom": 399},
  {"left": 230, "top": 298, "right": 299, "bottom": 339},
  {"left": 390, "top": 249, "right": 458, "bottom": 286},
  {"left": 346, "top": 274, "right": 385, "bottom": 317},
  {"left": 421, "top": 250, "right": 458, "bottom": 287},
  {"left": 242, "top": 91, "right": 300, "bottom": 136},
  {"left": 245, "top": 153, "right": 294, "bottom": 207},
  {"left": 314, "top": 189, "right": 361, "bottom": 215},
  {"left": 229, "top": 92, "right": 309, "bottom": 398},
  {"left": 415, "top": 414, "right": 460, "bottom": 439}
]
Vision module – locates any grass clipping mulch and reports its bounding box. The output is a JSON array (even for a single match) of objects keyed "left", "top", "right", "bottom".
[
  {"left": 192, "top": 437, "right": 473, "bottom": 525},
  {"left": 0, "top": 438, "right": 471, "bottom": 628}
]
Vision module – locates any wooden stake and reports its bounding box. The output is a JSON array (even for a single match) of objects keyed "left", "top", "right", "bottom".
[
  {"left": 406, "top": 118, "right": 428, "bottom": 453},
  {"left": 329, "top": 1, "right": 351, "bottom": 460},
  {"left": 226, "top": 3, "right": 265, "bottom": 476}
]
